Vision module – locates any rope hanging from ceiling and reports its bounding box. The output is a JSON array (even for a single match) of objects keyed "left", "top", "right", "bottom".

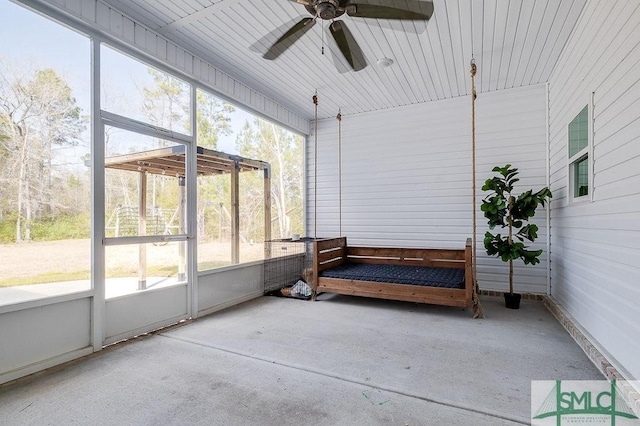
[
  {"left": 337, "top": 109, "right": 342, "bottom": 236},
  {"left": 313, "top": 91, "right": 319, "bottom": 239},
  {"left": 470, "top": 58, "right": 485, "bottom": 319}
]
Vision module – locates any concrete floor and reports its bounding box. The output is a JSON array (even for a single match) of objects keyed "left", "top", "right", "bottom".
[{"left": 0, "top": 295, "right": 603, "bottom": 425}]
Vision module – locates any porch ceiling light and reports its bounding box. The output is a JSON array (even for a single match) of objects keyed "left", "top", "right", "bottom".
[{"left": 377, "top": 57, "right": 394, "bottom": 68}]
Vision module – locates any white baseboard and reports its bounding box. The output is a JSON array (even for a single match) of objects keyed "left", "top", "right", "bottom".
[
  {"left": 544, "top": 296, "right": 640, "bottom": 416},
  {"left": 197, "top": 291, "right": 263, "bottom": 318},
  {"left": 0, "top": 346, "right": 93, "bottom": 386}
]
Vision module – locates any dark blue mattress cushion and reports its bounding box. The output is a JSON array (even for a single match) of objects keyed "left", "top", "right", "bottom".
[{"left": 319, "top": 263, "right": 465, "bottom": 289}]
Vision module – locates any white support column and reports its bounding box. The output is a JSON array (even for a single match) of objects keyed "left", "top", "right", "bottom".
[
  {"left": 545, "top": 82, "right": 551, "bottom": 296},
  {"left": 263, "top": 165, "right": 272, "bottom": 259},
  {"left": 91, "top": 37, "right": 105, "bottom": 351},
  {"left": 177, "top": 176, "right": 186, "bottom": 282},
  {"left": 138, "top": 172, "right": 147, "bottom": 290},
  {"left": 231, "top": 160, "right": 240, "bottom": 264},
  {"left": 187, "top": 86, "right": 198, "bottom": 318}
]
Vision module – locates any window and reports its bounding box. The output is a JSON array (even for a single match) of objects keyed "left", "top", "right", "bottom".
[
  {"left": 100, "top": 50, "right": 193, "bottom": 297},
  {"left": 568, "top": 104, "right": 591, "bottom": 200},
  {"left": 104, "top": 127, "right": 186, "bottom": 239},
  {"left": 101, "top": 45, "right": 191, "bottom": 135},
  {"left": 195, "top": 90, "right": 304, "bottom": 272},
  {"left": 0, "top": 1, "right": 91, "bottom": 302},
  {"left": 102, "top": 125, "right": 190, "bottom": 297}
]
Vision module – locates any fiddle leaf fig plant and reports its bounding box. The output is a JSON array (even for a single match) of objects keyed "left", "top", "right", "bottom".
[{"left": 481, "top": 165, "right": 552, "bottom": 297}]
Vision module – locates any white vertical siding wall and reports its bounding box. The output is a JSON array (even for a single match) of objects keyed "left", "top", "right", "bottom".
[
  {"left": 548, "top": 0, "right": 640, "bottom": 380},
  {"left": 23, "top": 0, "right": 310, "bottom": 135},
  {"left": 476, "top": 85, "right": 550, "bottom": 294},
  {"left": 307, "top": 84, "right": 549, "bottom": 294}
]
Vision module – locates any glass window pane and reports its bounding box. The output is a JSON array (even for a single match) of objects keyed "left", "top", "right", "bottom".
[
  {"left": 240, "top": 169, "right": 265, "bottom": 263},
  {"left": 236, "top": 118, "right": 304, "bottom": 239},
  {"left": 196, "top": 89, "right": 235, "bottom": 150},
  {"left": 0, "top": 1, "right": 91, "bottom": 303},
  {"left": 574, "top": 156, "right": 589, "bottom": 197},
  {"left": 197, "top": 173, "right": 233, "bottom": 271},
  {"left": 101, "top": 45, "right": 191, "bottom": 135},
  {"left": 194, "top": 89, "right": 304, "bottom": 270},
  {"left": 568, "top": 105, "right": 588, "bottom": 158},
  {"left": 105, "top": 127, "right": 186, "bottom": 238},
  {"left": 105, "top": 242, "right": 186, "bottom": 298}
]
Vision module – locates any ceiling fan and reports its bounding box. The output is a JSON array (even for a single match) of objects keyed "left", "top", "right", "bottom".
[{"left": 255, "top": 0, "right": 434, "bottom": 72}]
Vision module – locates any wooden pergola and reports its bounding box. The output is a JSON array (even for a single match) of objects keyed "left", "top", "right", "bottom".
[{"left": 105, "top": 145, "right": 271, "bottom": 289}]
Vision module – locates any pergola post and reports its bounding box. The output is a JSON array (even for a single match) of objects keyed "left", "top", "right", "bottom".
[
  {"left": 178, "top": 176, "right": 186, "bottom": 281},
  {"left": 231, "top": 160, "right": 240, "bottom": 264},
  {"left": 138, "top": 171, "right": 147, "bottom": 290},
  {"left": 263, "top": 165, "right": 272, "bottom": 259}
]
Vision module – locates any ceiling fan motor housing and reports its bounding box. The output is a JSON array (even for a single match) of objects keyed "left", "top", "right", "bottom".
[{"left": 305, "top": 0, "right": 346, "bottom": 20}]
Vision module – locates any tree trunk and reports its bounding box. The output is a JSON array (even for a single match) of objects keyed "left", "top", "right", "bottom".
[
  {"left": 277, "top": 166, "right": 287, "bottom": 238},
  {"left": 509, "top": 259, "right": 514, "bottom": 295},
  {"left": 270, "top": 126, "right": 288, "bottom": 239},
  {"left": 46, "top": 141, "right": 52, "bottom": 216},
  {"left": 508, "top": 196, "right": 514, "bottom": 295},
  {"left": 16, "top": 138, "right": 28, "bottom": 243},
  {"left": 25, "top": 174, "right": 32, "bottom": 241}
]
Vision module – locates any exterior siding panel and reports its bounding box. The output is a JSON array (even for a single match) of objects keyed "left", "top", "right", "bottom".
[{"left": 548, "top": 0, "right": 640, "bottom": 380}]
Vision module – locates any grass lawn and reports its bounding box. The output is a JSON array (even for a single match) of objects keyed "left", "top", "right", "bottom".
[{"left": 0, "top": 262, "right": 237, "bottom": 288}]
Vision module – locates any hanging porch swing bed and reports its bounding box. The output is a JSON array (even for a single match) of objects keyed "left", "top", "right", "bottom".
[{"left": 312, "top": 237, "right": 473, "bottom": 308}]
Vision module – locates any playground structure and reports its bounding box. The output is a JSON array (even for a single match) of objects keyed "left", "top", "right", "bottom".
[
  {"left": 105, "top": 145, "right": 271, "bottom": 290},
  {"left": 106, "top": 205, "right": 179, "bottom": 238}
]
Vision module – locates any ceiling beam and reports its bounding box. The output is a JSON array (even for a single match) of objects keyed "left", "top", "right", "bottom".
[{"left": 157, "top": 0, "right": 245, "bottom": 34}]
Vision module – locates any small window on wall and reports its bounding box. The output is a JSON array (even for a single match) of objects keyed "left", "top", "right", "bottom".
[{"left": 568, "top": 105, "right": 590, "bottom": 200}]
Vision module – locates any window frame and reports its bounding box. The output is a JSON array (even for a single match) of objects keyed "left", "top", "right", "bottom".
[{"left": 567, "top": 94, "right": 594, "bottom": 204}]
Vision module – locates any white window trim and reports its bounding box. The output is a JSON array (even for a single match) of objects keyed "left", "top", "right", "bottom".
[
  {"left": 567, "top": 93, "right": 594, "bottom": 204},
  {"left": 100, "top": 110, "right": 193, "bottom": 247}
]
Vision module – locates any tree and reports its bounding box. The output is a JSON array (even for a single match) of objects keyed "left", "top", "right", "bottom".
[
  {"left": 0, "top": 62, "right": 85, "bottom": 242},
  {"left": 139, "top": 71, "right": 236, "bottom": 241},
  {"left": 236, "top": 118, "right": 304, "bottom": 239},
  {"left": 141, "top": 70, "right": 235, "bottom": 149},
  {"left": 196, "top": 90, "right": 234, "bottom": 149},
  {"left": 0, "top": 114, "right": 10, "bottom": 222},
  {"left": 142, "top": 69, "right": 189, "bottom": 135},
  {"left": 194, "top": 92, "right": 236, "bottom": 242}
]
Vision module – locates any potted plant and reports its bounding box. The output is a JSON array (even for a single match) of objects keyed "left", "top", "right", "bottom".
[{"left": 481, "top": 165, "right": 552, "bottom": 309}]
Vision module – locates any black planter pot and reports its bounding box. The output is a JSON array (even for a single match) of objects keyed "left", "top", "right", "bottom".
[{"left": 504, "top": 292, "right": 522, "bottom": 309}]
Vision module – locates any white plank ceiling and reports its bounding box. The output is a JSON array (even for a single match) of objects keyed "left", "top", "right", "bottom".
[{"left": 100, "top": 0, "right": 588, "bottom": 120}]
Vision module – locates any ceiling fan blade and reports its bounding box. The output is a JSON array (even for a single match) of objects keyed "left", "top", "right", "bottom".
[
  {"left": 357, "top": 14, "right": 428, "bottom": 34},
  {"left": 329, "top": 21, "right": 367, "bottom": 71},
  {"left": 287, "top": 0, "right": 310, "bottom": 4},
  {"left": 324, "top": 29, "right": 354, "bottom": 74},
  {"left": 263, "top": 17, "right": 316, "bottom": 60},
  {"left": 346, "top": 0, "right": 434, "bottom": 20}
]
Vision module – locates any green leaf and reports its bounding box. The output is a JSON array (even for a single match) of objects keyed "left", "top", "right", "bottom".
[
  {"left": 520, "top": 249, "right": 543, "bottom": 265},
  {"left": 482, "top": 178, "right": 499, "bottom": 191},
  {"left": 482, "top": 164, "right": 552, "bottom": 273}
]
